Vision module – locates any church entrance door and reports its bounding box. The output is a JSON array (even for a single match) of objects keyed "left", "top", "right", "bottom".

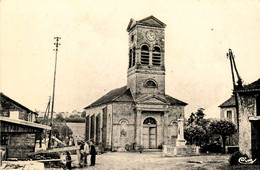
[{"left": 143, "top": 117, "right": 157, "bottom": 149}]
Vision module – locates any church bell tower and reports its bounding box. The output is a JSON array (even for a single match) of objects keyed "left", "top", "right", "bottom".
[{"left": 126, "top": 16, "right": 167, "bottom": 98}]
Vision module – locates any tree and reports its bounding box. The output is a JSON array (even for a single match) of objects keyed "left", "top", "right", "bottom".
[
  {"left": 55, "top": 113, "right": 65, "bottom": 122},
  {"left": 184, "top": 125, "right": 206, "bottom": 146},
  {"left": 60, "top": 125, "right": 73, "bottom": 141},
  {"left": 187, "top": 108, "right": 206, "bottom": 126},
  {"left": 208, "top": 120, "right": 237, "bottom": 153},
  {"left": 81, "top": 111, "right": 86, "bottom": 118},
  {"left": 185, "top": 108, "right": 212, "bottom": 147}
]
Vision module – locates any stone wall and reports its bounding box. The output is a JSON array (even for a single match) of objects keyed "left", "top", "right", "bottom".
[
  {"left": 167, "top": 106, "right": 184, "bottom": 146},
  {"left": 85, "top": 104, "right": 113, "bottom": 150},
  {"left": 5, "top": 133, "right": 36, "bottom": 159},
  {"left": 238, "top": 93, "right": 256, "bottom": 157},
  {"left": 112, "top": 103, "right": 135, "bottom": 150},
  {"left": 85, "top": 103, "right": 185, "bottom": 151}
]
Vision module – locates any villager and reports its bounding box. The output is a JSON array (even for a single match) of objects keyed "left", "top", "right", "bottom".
[
  {"left": 79, "top": 142, "right": 85, "bottom": 167},
  {"left": 83, "top": 141, "right": 90, "bottom": 167},
  {"left": 68, "top": 136, "right": 74, "bottom": 146},
  {"left": 89, "top": 141, "right": 97, "bottom": 166},
  {"left": 65, "top": 151, "right": 72, "bottom": 169}
]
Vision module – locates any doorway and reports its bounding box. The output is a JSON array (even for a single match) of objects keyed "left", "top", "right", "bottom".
[
  {"left": 251, "top": 121, "right": 260, "bottom": 164},
  {"left": 143, "top": 117, "right": 157, "bottom": 149}
]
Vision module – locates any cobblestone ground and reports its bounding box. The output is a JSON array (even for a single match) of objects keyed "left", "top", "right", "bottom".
[{"left": 64, "top": 152, "right": 232, "bottom": 170}]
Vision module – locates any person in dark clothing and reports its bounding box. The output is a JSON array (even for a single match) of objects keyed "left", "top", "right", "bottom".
[
  {"left": 89, "top": 141, "right": 97, "bottom": 166},
  {"left": 65, "top": 151, "right": 72, "bottom": 169},
  {"left": 79, "top": 142, "right": 85, "bottom": 167}
]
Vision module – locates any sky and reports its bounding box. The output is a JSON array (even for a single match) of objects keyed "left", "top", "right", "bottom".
[{"left": 1, "top": 0, "right": 260, "bottom": 118}]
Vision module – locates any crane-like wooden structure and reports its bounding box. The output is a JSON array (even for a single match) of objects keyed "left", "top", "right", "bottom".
[{"left": 226, "top": 49, "right": 243, "bottom": 132}]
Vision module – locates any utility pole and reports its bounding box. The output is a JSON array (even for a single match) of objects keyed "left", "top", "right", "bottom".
[
  {"left": 227, "top": 49, "right": 242, "bottom": 133},
  {"left": 48, "top": 37, "right": 61, "bottom": 149}
]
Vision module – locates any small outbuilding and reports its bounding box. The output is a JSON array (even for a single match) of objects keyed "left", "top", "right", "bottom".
[{"left": 0, "top": 92, "right": 51, "bottom": 159}]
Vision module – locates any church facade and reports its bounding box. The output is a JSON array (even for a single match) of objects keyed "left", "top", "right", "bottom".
[{"left": 84, "top": 16, "right": 187, "bottom": 151}]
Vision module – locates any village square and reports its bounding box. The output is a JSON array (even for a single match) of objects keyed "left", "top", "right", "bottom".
[{"left": 1, "top": 1, "right": 260, "bottom": 169}]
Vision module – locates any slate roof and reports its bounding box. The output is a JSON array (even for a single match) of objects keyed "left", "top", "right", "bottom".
[
  {"left": 165, "top": 94, "right": 188, "bottom": 106},
  {"left": 84, "top": 86, "right": 187, "bottom": 109},
  {"left": 237, "top": 78, "right": 260, "bottom": 92},
  {"left": 0, "top": 92, "right": 38, "bottom": 115},
  {"left": 84, "top": 86, "right": 134, "bottom": 109},
  {"left": 219, "top": 95, "right": 236, "bottom": 108}
]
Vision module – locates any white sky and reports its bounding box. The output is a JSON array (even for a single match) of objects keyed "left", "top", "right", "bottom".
[{"left": 1, "top": 0, "right": 260, "bottom": 118}]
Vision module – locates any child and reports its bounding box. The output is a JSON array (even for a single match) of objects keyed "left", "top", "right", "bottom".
[{"left": 66, "top": 151, "right": 72, "bottom": 169}]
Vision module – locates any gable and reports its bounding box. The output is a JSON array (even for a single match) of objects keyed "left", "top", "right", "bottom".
[
  {"left": 141, "top": 97, "right": 168, "bottom": 104},
  {"left": 127, "top": 15, "right": 166, "bottom": 32},
  {"left": 136, "top": 95, "right": 168, "bottom": 105},
  {"left": 138, "top": 17, "right": 166, "bottom": 28}
]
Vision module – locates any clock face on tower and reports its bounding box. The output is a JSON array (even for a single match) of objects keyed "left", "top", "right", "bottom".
[{"left": 146, "top": 31, "right": 156, "bottom": 41}]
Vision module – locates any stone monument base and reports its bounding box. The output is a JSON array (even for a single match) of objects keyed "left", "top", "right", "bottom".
[
  {"left": 173, "top": 145, "right": 187, "bottom": 156},
  {"left": 163, "top": 145, "right": 200, "bottom": 157}
]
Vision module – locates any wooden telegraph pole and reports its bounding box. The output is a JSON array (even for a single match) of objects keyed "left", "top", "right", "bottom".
[{"left": 48, "top": 37, "right": 61, "bottom": 149}]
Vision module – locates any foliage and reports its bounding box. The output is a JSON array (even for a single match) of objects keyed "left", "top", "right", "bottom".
[
  {"left": 60, "top": 125, "right": 73, "bottom": 141},
  {"left": 209, "top": 120, "right": 237, "bottom": 153},
  {"left": 187, "top": 108, "right": 206, "bottom": 126},
  {"left": 65, "top": 116, "right": 85, "bottom": 123},
  {"left": 184, "top": 125, "right": 206, "bottom": 146},
  {"left": 51, "top": 122, "right": 73, "bottom": 141},
  {"left": 55, "top": 113, "right": 65, "bottom": 122},
  {"left": 229, "top": 151, "right": 249, "bottom": 165},
  {"left": 53, "top": 113, "right": 85, "bottom": 123},
  {"left": 185, "top": 108, "right": 212, "bottom": 146},
  {"left": 81, "top": 111, "right": 86, "bottom": 118}
]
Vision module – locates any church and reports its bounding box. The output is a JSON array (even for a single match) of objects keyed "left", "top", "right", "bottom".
[{"left": 84, "top": 16, "right": 187, "bottom": 151}]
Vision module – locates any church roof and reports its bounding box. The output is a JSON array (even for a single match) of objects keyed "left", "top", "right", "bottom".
[
  {"left": 127, "top": 15, "right": 166, "bottom": 32},
  {"left": 237, "top": 78, "right": 260, "bottom": 92},
  {"left": 84, "top": 86, "right": 134, "bottom": 109},
  {"left": 219, "top": 95, "right": 236, "bottom": 108},
  {"left": 84, "top": 86, "right": 187, "bottom": 109},
  {"left": 165, "top": 94, "right": 188, "bottom": 106}
]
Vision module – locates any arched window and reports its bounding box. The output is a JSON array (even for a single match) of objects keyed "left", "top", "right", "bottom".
[
  {"left": 152, "top": 46, "right": 161, "bottom": 66},
  {"left": 132, "top": 47, "right": 136, "bottom": 67},
  {"left": 129, "top": 49, "right": 132, "bottom": 68},
  {"left": 144, "top": 79, "right": 157, "bottom": 88},
  {"left": 119, "top": 119, "right": 129, "bottom": 124},
  {"left": 143, "top": 117, "right": 156, "bottom": 124},
  {"left": 141, "top": 45, "right": 149, "bottom": 65}
]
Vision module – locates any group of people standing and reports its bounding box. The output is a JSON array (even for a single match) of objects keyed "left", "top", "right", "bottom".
[
  {"left": 79, "top": 140, "right": 97, "bottom": 167},
  {"left": 65, "top": 140, "right": 97, "bottom": 169}
]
